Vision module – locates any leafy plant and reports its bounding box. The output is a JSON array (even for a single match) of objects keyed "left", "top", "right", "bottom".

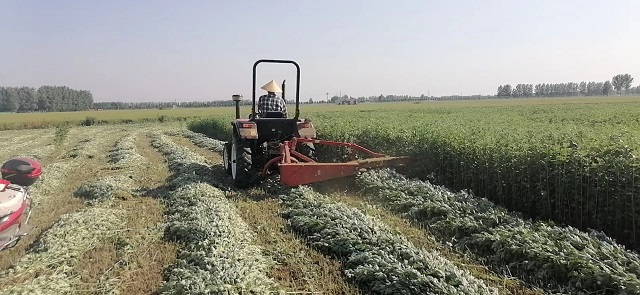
[
  {"left": 357, "top": 169, "right": 640, "bottom": 294},
  {"left": 53, "top": 124, "right": 71, "bottom": 147}
]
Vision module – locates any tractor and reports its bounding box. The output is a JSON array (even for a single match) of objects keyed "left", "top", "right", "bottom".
[{"left": 222, "top": 59, "right": 407, "bottom": 188}]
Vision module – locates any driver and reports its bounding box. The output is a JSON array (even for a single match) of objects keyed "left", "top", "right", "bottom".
[{"left": 257, "top": 80, "right": 287, "bottom": 118}]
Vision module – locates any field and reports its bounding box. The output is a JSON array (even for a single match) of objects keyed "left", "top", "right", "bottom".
[
  {"left": 0, "top": 97, "right": 639, "bottom": 294},
  {"left": 2, "top": 96, "right": 638, "bottom": 129}
]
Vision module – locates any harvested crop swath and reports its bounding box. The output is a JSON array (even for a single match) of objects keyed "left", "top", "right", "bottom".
[
  {"left": 108, "top": 132, "right": 145, "bottom": 168},
  {"left": 74, "top": 175, "right": 136, "bottom": 203},
  {"left": 150, "top": 133, "right": 279, "bottom": 294},
  {"left": 74, "top": 132, "right": 148, "bottom": 203},
  {"left": 150, "top": 134, "right": 215, "bottom": 188},
  {"left": 0, "top": 207, "right": 127, "bottom": 294},
  {"left": 169, "top": 129, "right": 225, "bottom": 153},
  {"left": 161, "top": 183, "right": 277, "bottom": 294},
  {"left": 278, "top": 186, "right": 496, "bottom": 295},
  {"left": 357, "top": 169, "right": 640, "bottom": 294},
  {"left": 32, "top": 129, "right": 121, "bottom": 206},
  {"left": 0, "top": 130, "right": 53, "bottom": 160}
]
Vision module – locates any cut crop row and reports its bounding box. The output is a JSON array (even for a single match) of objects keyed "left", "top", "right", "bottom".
[
  {"left": 75, "top": 132, "right": 146, "bottom": 203},
  {"left": 0, "top": 207, "right": 127, "bottom": 294},
  {"left": 357, "top": 169, "right": 640, "bottom": 294},
  {"left": 170, "top": 129, "right": 225, "bottom": 153},
  {"left": 0, "top": 128, "right": 132, "bottom": 293},
  {"left": 274, "top": 185, "right": 497, "bottom": 295},
  {"left": 150, "top": 133, "right": 279, "bottom": 294}
]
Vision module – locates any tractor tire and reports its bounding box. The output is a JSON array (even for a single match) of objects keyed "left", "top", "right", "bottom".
[
  {"left": 298, "top": 142, "right": 318, "bottom": 161},
  {"left": 231, "top": 137, "right": 253, "bottom": 188},
  {"left": 223, "top": 142, "right": 232, "bottom": 175}
]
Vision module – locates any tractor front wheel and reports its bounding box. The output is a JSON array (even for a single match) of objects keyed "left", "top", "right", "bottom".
[{"left": 231, "top": 137, "right": 253, "bottom": 188}]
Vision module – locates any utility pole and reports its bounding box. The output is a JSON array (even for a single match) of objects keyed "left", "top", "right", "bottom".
[{"left": 326, "top": 92, "right": 329, "bottom": 102}]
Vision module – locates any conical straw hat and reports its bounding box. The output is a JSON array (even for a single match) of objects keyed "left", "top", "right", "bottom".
[{"left": 261, "top": 80, "right": 282, "bottom": 93}]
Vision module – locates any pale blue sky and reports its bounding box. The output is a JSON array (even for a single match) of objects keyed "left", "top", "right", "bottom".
[{"left": 1, "top": 0, "right": 638, "bottom": 102}]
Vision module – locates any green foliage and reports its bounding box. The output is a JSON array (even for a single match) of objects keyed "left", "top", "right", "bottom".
[
  {"left": 82, "top": 116, "right": 96, "bottom": 126},
  {"left": 53, "top": 124, "right": 71, "bottom": 147},
  {"left": 157, "top": 114, "right": 167, "bottom": 123},
  {"left": 149, "top": 133, "right": 277, "bottom": 293},
  {"left": 193, "top": 101, "right": 640, "bottom": 250},
  {"left": 0, "top": 85, "right": 93, "bottom": 113},
  {"left": 612, "top": 74, "right": 635, "bottom": 95},
  {"left": 279, "top": 186, "right": 496, "bottom": 294},
  {"left": 357, "top": 169, "right": 640, "bottom": 294},
  {"left": 187, "top": 116, "right": 233, "bottom": 140}
]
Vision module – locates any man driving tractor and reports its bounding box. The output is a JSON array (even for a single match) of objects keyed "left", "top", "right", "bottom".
[{"left": 257, "top": 80, "right": 288, "bottom": 118}]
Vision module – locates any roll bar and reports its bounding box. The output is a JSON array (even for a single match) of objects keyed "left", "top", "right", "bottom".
[{"left": 252, "top": 59, "right": 300, "bottom": 120}]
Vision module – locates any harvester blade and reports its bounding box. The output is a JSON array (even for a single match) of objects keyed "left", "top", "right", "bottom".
[{"left": 278, "top": 156, "right": 410, "bottom": 187}]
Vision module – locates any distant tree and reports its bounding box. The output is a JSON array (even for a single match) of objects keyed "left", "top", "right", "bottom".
[
  {"left": 534, "top": 84, "right": 544, "bottom": 97},
  {"left": 308, "top": 98, "right": 314, "bottom": 104},
  {"left": 17, "top": 87, "right": 37, "bottom": 112},
  {"left": 612, "top": 75, "right": 624, "bottom": 95},
  {"left": 513, "top": 84, "right": 525, "bottom": 97},
  {"left": 579, "top": 82, "right": 587, "bottom": 96},
  {"left": 497, "top": 84, "right": 512, "bottom": 97},
  {"left": 623, "top": 74, "right": 634, "bottom": 93},
  {"left": 603, "top": 81, "right": 613, "bottom": 96},
  {"left": 612, "top": 74, "right": 633, "bottom": 95}
]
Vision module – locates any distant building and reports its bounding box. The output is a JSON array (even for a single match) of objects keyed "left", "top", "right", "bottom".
[{"left": 335, "top": 97, "right": 358, "bottom": 105}]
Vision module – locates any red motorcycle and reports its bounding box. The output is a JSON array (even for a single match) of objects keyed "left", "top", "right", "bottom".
[{"left": 0, "top": 158, "right": 41, "bottom": 251}]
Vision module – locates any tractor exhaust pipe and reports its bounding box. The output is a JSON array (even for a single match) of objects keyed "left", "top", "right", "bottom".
[{"left": 232, "top": 94, "right": 243, "bottom": 119}]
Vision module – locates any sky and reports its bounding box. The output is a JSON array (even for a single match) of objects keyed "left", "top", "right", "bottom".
[{"left": 1, "top": 0, "right": 638, "bottom": 102}]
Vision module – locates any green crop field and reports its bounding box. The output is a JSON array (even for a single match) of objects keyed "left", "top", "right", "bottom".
[
  {"left": 1, "top": 96, "right": 640, "bottom": 294},
  {"left": 2, "top": 96, "right": 638, "bottom": 130},
  {"left": 191, "top": 97, "right": 640, "bottom": 254}
]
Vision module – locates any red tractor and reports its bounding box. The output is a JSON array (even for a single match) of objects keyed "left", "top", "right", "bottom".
[{"left": 223, "top": 59, "right": 407, "bottom": 188}]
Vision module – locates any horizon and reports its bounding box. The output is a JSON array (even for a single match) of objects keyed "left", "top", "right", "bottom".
[{"left": 2, "top": 0, "right": 638, "bottom": 102}]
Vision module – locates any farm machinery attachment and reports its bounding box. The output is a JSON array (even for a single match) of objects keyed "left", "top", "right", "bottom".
[
  {"left": 222, "top": 59, "right": 409, "bottom": 188},
  {"left": 272, "top": 137, "right": 408, "bottom": 186}
]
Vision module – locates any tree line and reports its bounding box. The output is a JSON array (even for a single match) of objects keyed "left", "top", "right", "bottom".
[
  {"left": 497, "top": 74, "right": 635, "bottom": 98},
  {"left": 0, "top": 86, "right": 93, "bottom": 113},
  {"left": 2, "top": 74, "right": 637, "bottom": 113}
]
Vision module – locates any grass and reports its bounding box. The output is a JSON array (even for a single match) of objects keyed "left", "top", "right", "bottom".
[{"left": 2, "top": 96, "right": 638, "bottom": 131}]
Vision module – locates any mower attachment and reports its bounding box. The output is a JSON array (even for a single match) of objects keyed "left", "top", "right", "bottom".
[{"left": 263, "top": 137, "right": 409, "bottom": 186}]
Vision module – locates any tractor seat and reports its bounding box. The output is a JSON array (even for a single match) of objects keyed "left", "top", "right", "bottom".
[{"left": 260, "top": 111, "right": 287, "bottom": 118}]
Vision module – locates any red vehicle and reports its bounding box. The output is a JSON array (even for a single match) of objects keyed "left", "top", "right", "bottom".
[{"left": 0, "top": 157, "right": 41, "bottom": 251}]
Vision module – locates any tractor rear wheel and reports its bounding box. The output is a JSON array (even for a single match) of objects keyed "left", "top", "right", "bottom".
[
  {"left": 298, "top": 142, "right": 317, "bottom": 161},
  {"left": 223, "top": 142, "right": 232, "bottom": 175},
  {"left": 231, "top": 137, "right": 253, "bottom": 188}
]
